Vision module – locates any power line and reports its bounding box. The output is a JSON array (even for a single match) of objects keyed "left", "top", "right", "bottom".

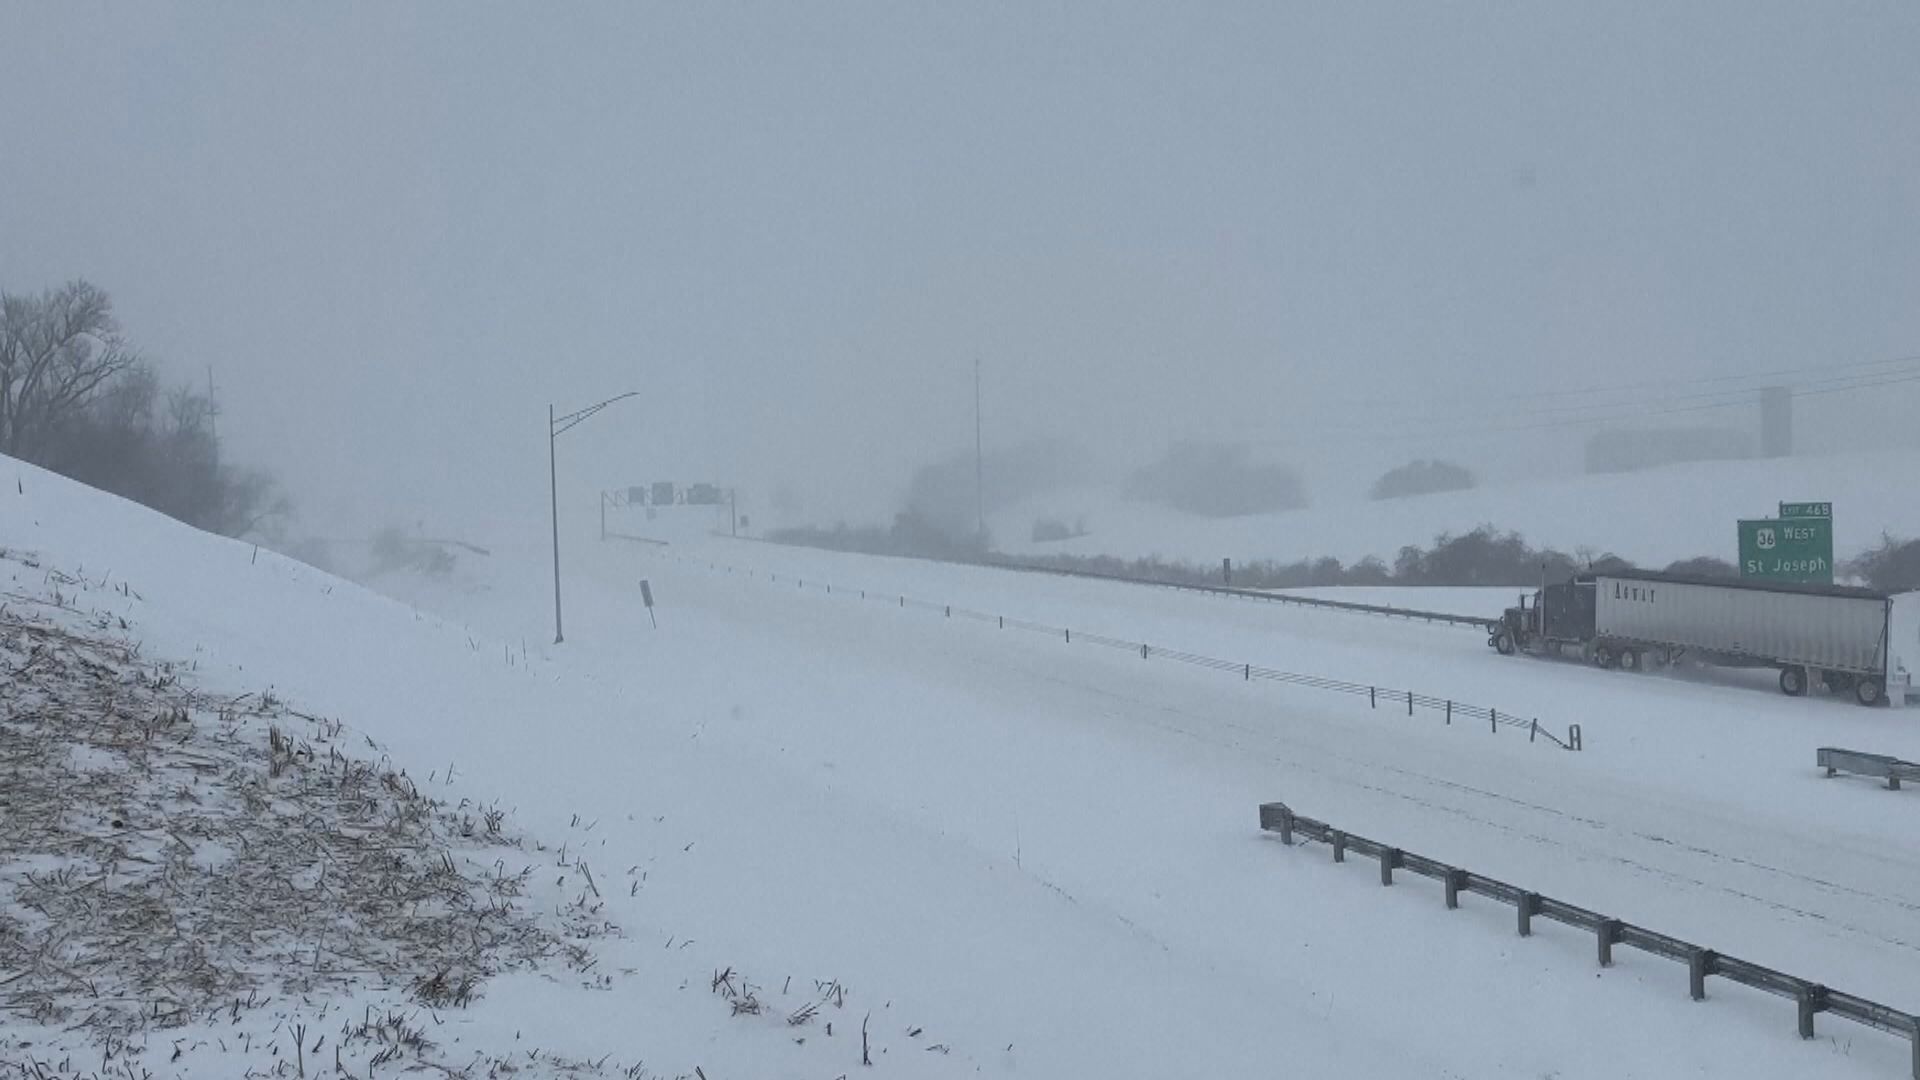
[
  {"left": 1225, "top": 352, "right": 1920, "bottom": 447},
  {"left": 1275, "top": 350, "right": 1920, "bottom": 423},
  {"left": 1241, "top": 368, "right": 1920, "bottom": 450}
]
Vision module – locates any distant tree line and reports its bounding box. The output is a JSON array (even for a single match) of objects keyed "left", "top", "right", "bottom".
[
  {"left": 1370, "top": 459, "right": 1476, "bottom": 500},
  {"left": 769, "top": 513, "right": 1920, "bottom": 593},
  {"left": 1, "top": 280, "right": 286, "bottom": 538},
  {"left": 1848, "top": 535, "right": 1920, "bottom": 592},
  {"left": 1126, "top": 441, "right": 1308, "bottom": 517},
  {"left": 1019, "top": 527, "right": 1656, "bottom": 589},
  {"left": 768, "top": 519, "right": 1762, "bottom": 589},
  {"left": 898, "top": 439, "right": 1092, "bottom": 543},
  {"left": 767, "top": 510, "right": 991, "bottom": 563}
]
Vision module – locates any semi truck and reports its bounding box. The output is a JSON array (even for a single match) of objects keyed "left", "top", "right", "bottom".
[{"left": 1489, "top": 569, "right": 1919, "bottom": 706}]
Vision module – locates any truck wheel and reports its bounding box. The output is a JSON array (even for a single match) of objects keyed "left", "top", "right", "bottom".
[
  {"left": 1779, "top": 666, "right": 1809, "bottom": 697},
  {"left": 1618, "top": 648, "right": 1641, "bottom": 672},
  {"left": 1493, "top": 631, "right": 1516, "bottom": 656},
  {"left": 1855, "top": 678, "right": 1885, "bottom": 707}
]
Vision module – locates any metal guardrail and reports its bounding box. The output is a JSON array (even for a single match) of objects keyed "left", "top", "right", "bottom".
[
  {"left": 605, "top": 530, "right": 671, "bottom": 547},
  {"left": 1819, "top": 747, "right": 1920, "bottom": 791},
  {"left": 738, "top": 534, "right": 1504, "bottom": 633},
  {"left": 981, "top": 556, "right": 1503, "bottom": 632},
  {"left": 678, "top": 556, "right": 1580, "bottom": 751},
  {"left": 1258, "top": 801, "right": 1920, "bottom": 1078}
]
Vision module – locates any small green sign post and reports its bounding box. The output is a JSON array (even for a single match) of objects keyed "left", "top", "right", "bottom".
[
  {"left": 1739, "top": 518, "right": 1834, "bottom": 584},
  {"left": 1778, "top": 501, "right": 1832, "bottom": 520}
]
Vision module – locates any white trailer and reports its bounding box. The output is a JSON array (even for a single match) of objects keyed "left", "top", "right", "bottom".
[{"left": 1588, "top": 571, "right": 1918, "bottom": 706}]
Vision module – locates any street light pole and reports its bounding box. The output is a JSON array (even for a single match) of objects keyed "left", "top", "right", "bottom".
[
  {"left": 549, "top": 404, "right": 564, "bottom": 643},
  {"left": 974, "top": 358, "right": 985, "bottom": 542},
  {"left": 548, "top": 391, "right": 640, "bottom": 645}
]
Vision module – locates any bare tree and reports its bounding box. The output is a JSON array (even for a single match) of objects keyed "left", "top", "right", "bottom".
[{"left": 0, "top": 280, "right": 137, "bottom": 457}]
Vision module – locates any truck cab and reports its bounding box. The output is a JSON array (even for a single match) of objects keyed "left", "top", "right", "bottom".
[
  {"left": 1492, "top": 576, "right": 1597, "bottom": 657},
  {"left": 1891, "top": 592, "right": 1920, "bottom": 706}
]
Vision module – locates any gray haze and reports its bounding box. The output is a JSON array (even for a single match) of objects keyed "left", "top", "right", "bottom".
[{"left": 3, "top": 2, "right": 1917, "bottom": 537}]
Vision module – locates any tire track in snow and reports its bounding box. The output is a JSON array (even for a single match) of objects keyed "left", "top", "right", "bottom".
[{"left": 1017, "top": 660, "right": 1920, "bottom": 961}]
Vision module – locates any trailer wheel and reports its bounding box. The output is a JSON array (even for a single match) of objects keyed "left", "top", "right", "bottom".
[
  {"left": 1493, "top": 630, "right": 1516, "bottom": 656},
  {"left": 1618, "top": 648, "right": 1641, "bottom": 672},
  {"left": 1779, "top": 666, "right": 1809, "bottom": 697},
  {"left": 1855, "top": 678, "right": 1885, "bottom": 707},
  {"left": 1593, "top": 644, "right": 1617, "bottom": 670}
]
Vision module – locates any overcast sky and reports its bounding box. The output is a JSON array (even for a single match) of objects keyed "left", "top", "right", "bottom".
[{"left": 3, "top": 2, "right": 1916, "bottom": 535}]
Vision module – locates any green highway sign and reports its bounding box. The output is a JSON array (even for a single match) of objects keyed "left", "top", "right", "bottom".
[
  {"left": 1739, "top": 518, "right": 1834, "bottom": 584},
  {"left": 1778, "top": 501, "right": 1832, "bottom": 520}
]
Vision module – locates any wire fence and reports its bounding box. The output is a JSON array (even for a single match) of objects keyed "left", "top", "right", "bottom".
[
  {"left": 1259, "top": 801, "right": 1920, "bottom": 1079},
  {"left": 676, "top": 554, "right": 1580, "bottom": 751}
]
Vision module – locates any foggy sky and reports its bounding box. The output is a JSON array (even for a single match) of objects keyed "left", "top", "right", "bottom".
[{"left": 3, "top": 2, "right": 1917, "bottom": 537}]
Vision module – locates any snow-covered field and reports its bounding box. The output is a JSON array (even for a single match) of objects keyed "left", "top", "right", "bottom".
[
  {"left": 8, "top": 456, "right": 1920, "bottom": 1079},
  {"left": 991, "top": 450, "right": 1920, "bottom": 570}
]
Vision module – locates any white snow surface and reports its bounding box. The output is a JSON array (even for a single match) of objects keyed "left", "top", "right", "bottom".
[
  {"left": 993, "top": 450, "right": 1920, "bottom": 570},
  {"left": 6, "top": 455, "right": 1920, "bottom": 1079}
]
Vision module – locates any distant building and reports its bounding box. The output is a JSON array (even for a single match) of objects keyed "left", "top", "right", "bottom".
[{"left": 1760, "top": 386, "right": 1793, "bottom": 458}]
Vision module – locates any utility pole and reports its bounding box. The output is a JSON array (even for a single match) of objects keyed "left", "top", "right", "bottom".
[
  {"left": 549, "top": 404, "right": 563, "bottom": 644},
  {"left": 974, "top": 358, "right": 985, "bottom": 542}
]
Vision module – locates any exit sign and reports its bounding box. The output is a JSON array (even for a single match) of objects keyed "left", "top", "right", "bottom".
[{"left": 1778, "top": 501, "right": 1831, "bottom": 519}]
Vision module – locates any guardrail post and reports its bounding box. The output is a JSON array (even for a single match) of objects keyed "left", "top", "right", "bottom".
[
  {"left": 1490, "top": 707, "right": 1498, "bottom": 733},
  {"left": 1517, "top": 892, "right": 1539, "bottom": 937},
  {"left": 1688, "top": 948, "right": 1716, "bottom": 1001},
  {"left": 1142, "top": 644, "right": 1149, "bottom": 659},
  {"left": 999, "top": 615, "right": 1004, "bottom": 629},
  {"left": 1569, "top": 725, "right": 1582, "bottom": 751},
  {"left": 1407, "top": 691, "right": 1414, "bottom": 717},
  {"left": 1379, "top": 848, "right": 1400, "bottom": 886},
  {"left": 1370, "top": 686, "right": 1377, "bottom": 709},
  {"left": 1065, "top": 628, "right": 1071, "bottom": 643},
  {"left": 1797, "top": 984, "right": 1827, "bottom": 1039},
  {"left": 1596, "top": 919, "right": 1622, "bottom": 967},
  {"left": 1909, "top": 1017, "right": 1919, "bottom": 1080},
  {"left": 1244, "top": 663, "right": 1250, "bottom": 681},
  {"left": 1330, "top": 831, "right": 1345, "bottom": 862},
  {"left": 1444, "top": 868, "right": 1467, "bottom": 909},
  {"left": 1446, "top": 700, "right": 1452, "bottom": 725},
  {"left": 1529, "top": 718, "right": 1538, "bottom": 742}
]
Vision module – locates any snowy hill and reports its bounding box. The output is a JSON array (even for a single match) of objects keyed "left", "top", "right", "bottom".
[
  {"left": 7, "top": 454, "right": 1920, "bottom": 1079},
  {"left": 990, "top": 450, "right": 1920, "bottom": 569}
]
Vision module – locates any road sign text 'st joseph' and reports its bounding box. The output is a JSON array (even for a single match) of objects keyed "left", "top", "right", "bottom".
[{"left": 1739, "top": 518, "right": 1834, "bottom": 585}]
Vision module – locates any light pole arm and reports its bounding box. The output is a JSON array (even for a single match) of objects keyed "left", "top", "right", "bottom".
[
  {"left": 548, "top": 390, "right": 640, "bottom": 645},
  {"left": 553, "top": 391, "right": 641, "bottom": 437}
]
